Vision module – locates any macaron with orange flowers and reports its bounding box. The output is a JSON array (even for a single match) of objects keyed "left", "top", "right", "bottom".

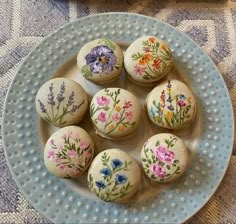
[{"left": 124, "top": 36, "right": 173, "bottom": 86}]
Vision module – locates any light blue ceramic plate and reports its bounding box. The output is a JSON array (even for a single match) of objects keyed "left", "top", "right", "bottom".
[{"left": 2, "top": 13, "right": 234, "bottom": 223}]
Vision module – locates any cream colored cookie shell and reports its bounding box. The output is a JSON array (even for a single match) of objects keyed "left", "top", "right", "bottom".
[
  {"left": 44, "top": 126, "right": 94, "bottom": 178},
  {"left": 141, "top": 133, "right": 188, "bottom": 183},
  {"left": 124, "top": 36, "right": 173, "bottom": 86},
  {"left": 88, "top": 149, "right": 141, "bottom": 202},
  {"left": 90, "top": 88, "right": 141, "bottom": 139},
  {"left": 35, "top": 78, "right": 88, "bottom": 127},
  {"left": 146, "top": 80, "right": 196, "bottom": 129},
  {"left": 77, "top": 38, "right": 123, "bottom": 84}
]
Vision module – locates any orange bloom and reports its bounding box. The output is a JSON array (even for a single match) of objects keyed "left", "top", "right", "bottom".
[
  {"left": 152, "top": 59, "right": 161, "bottom": 69},
  {"left": 138, "top": 54, "right": 151, "bottom": 65},
  {"left": 165, "top": 111, "right": 172, "bottom": 120},
  {"left": 160, "top": 43, "right": 167, "bottom": 50},
  {"left": 149, "top": 37, "right": 155, "bottom": 43},
  {"left": 160, "top": 98, "right": 164, "bottom": 104},
  {"left": 187, "top": 97, "right": 192, "bottom": 104},
  {"left": 115, "top": 106, "right": 121, "bottom": 112},
  {"left": 118, "top": 125, "right": 125, "bottom": 132},
  {"left": 108, "top": 124, "right": 114, "bottom": 130}
]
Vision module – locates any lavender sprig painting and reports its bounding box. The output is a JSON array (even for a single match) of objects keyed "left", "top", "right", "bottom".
[
  {"left": 56, "top": 82, "right": 65, "bottom": 109},
  {"left": 37, "top": 81, "right": 85, "bottom": 126}
]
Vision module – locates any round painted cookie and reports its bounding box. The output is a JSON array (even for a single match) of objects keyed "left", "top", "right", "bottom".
[
  {"left": 35, "top": 78, "right": 88, "bottom": 127},
  {"left": 90, "top": 88, "right": 141, "bottom": 139},
  {"left": 141, "top": 133, "right": 188, "bottom": 183},
  {"left": 77, "top": 38, "right": 123, "bottom": 84},
  {"left": 88, "top": 149, "right": 141, "bottom": 202},
  {"left": 146, "top": 80, "right": 196, "bottom": 129},
  {"left": 124, "top": 36, "right": 173, "bottom": 86},
  {"left": 44, "top": 126, "right": 94, "bottom": 178}
]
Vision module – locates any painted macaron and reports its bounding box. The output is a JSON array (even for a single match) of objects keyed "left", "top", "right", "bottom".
[
  {"left": 35, "top": 78, "right": 88, "bottom": 127},
  {"left": 77, "top": 38, "right": 123, "bottom": 84},
  {"left": 146, "top": 80, "right": 196, "bottom": 129},
  {"left": 141, "top": 133, "right": 188, "bottom": 183},
  {"left": 44, "top": 126, "right": 94, "bottom": 179},
  {"left": 124, "top": 36, "right": 173, "bottom": 86},
  {"left": 90, "top": 88, "right": 141, "bottom": 139},
  {"left": 88, "top": 149, "right": 141, "bottom": 202}
]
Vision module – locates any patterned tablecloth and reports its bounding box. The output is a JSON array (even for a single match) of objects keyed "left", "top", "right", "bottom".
[{"left": 1, "top": 0, "right": 236, "bottom": 223}]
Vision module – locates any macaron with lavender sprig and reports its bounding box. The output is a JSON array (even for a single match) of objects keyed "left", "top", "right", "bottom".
[
  {"left": 44, "top": 126, "right": 94, "bottom": 179},
  {"left": 124, "top": 36, "right": 173, "bottom": 86},
  {"left": 35, "top": 78, "right": 88, "bottom": 127},
  {"left": 77, "top": 38, "right": 123, "bottom": 84}
]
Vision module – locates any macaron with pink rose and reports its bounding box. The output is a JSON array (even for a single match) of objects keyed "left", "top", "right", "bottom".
[{"left": 141, "top": 133, "right": 189, "bottom": 183}]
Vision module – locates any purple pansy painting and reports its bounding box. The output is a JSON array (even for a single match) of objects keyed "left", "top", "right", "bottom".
[{"left": 85, "top": 45, "right": 117, "bottom": 74}]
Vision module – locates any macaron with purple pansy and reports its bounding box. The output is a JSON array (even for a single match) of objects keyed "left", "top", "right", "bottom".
[{"left": 77, "top": 38, "right": 123, "bottom": 84}]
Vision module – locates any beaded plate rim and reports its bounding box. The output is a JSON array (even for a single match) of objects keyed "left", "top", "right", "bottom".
[{"left": 2, "top": 13, "right": 234, "bottom": 224}]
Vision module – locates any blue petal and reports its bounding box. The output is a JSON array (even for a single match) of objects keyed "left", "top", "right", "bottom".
[
  {"left": 111, "top": 159, "right": 123, "bottom": 169},
  {"left": 179, "top": 94, "right": 186, "bottom": 100},
  {"left": 99, "top": 168, "right": 111, "bottom": 177},
  {"left": 95, "top": 180, "right": 106, "bottom": 189},
  {"left": 115, "top": 174, "right": 127, "bottom": 185}
]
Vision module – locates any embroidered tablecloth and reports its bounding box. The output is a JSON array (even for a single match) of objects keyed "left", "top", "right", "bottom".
[{"left": 0, "top": 0, "right": 236, "bottom": 223}]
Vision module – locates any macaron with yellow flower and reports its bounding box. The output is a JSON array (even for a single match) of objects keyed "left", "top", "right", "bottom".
[
  {"left": 124, "top": 36, "right": 173, "bottom": 86},
  {"left": 145, "top": 80, "right": 196, "bottom": 129},
  {"left": 90, "top": 88, "right": 141, "bottom": 139}
]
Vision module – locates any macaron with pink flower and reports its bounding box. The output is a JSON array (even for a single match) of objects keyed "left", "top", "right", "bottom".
[
  {"left": 141, "top": 133, "right": 189, "bottom": 183},
  {"left": 90, "top": 88, "right": 141, "bottom": 139},
  {"left": 145, "top": 80, "right": 196, "bottom": 130},
  {"left": 44, "top": 126, "right": 94, "bottom": 178}
]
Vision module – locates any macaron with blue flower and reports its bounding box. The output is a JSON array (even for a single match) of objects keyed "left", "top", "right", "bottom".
[
  {"left": 77, "top": 38, "right": 123, "bottom": 84},
  {"left": 87, "top": 148, "right": 141, "bottom": 202}
]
